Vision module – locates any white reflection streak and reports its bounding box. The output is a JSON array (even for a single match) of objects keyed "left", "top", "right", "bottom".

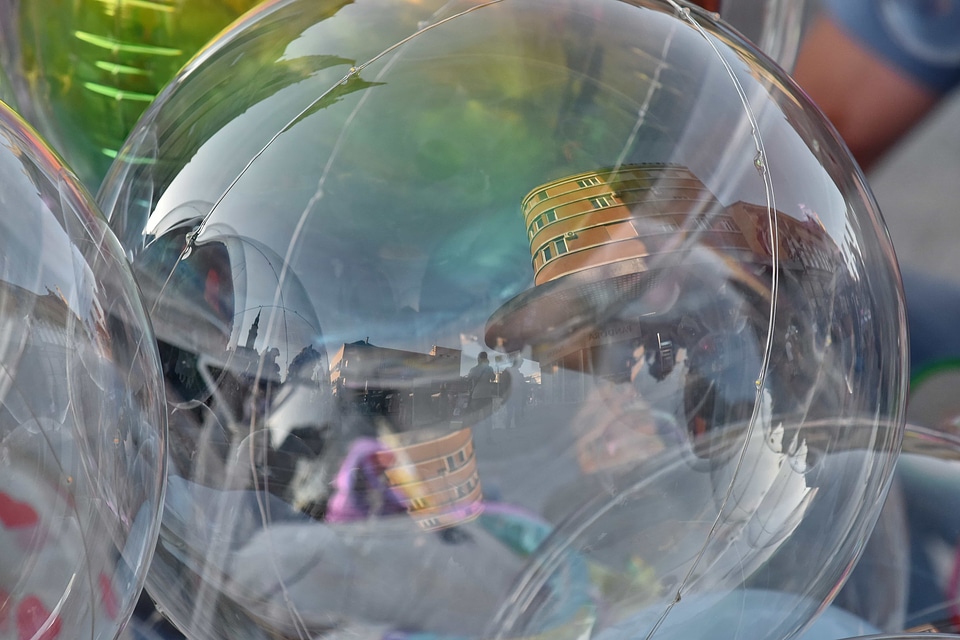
[
  {"left": 610, "top": 23, "right": 676, "bottom": 176},
  {"left": 174, "top": 3, "right": 509, "bottom": 639},
  {"left": 642, "top": 4, "right": 781, "bottom": 640},
  {"left": 611, "top": 11, "right": 715, "bottom": 294},
  {"left": 793, "top": 270, "right": 839, "bottom": 430},
  {"left": 757, "top": 0, "right": 807, "bottom": 71}
]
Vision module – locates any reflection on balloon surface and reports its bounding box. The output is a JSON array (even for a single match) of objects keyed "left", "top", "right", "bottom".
[
  {"left": 98, "top": 1, "right": 906, "bottom": 639},
  {"left": 0, "top": 101, "right": 166, "bottom": 639}
]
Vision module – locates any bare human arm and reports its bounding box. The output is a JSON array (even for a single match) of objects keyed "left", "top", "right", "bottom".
[{"left": 792, "top": 13, "right": 940, "bottom": 171}]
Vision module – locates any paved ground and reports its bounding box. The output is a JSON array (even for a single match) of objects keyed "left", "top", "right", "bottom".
[
  {"left": 864, "top": 93, "right": 960, "bottom": 426},
  {"left": 870, "top": 93, "right": 960, "bottom": 283}
]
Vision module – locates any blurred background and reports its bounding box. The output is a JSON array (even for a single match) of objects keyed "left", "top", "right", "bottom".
[
  {"left": 790, "top": 0, "right": 960, "bottom": 283},
  {"left": 871, "top": 94, "right": 960, "bottom": 281}
]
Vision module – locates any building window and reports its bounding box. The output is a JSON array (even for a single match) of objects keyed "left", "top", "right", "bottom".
[
  {"left": 543, "top": 245, "right": 553, "bottom": 262},
  {"left": 555, "top": 238, "right": 568, "bottom": 255},
  {"left": 590, "top": 196, "right": 613, "bottom": 209},
  {"left": 578, "top": 176, "right": 601, "bottom": 187},
  {"left": 649, "top": 221, "right": 677, "bottom": 233},
  {"left": 538, "top": 191, "right": 548, "bottom": 202},
  {"left": 545, "top": 209, "right": 557, "bottom": 223},
  {"left": 717, "top": 218, "right": 737, "bottom": 232},
  {"left": 528, "top": 217, "right": 542, "bottom": 236}
]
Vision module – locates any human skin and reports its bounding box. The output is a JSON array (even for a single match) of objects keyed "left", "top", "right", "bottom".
[{"left": 792, "top": 12, "right": 940, "bottom": 171}]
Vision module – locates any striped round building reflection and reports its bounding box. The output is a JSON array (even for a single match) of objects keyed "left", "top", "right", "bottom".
[{"left": 487, "top": 163, "right": 858, "bottom": 465}]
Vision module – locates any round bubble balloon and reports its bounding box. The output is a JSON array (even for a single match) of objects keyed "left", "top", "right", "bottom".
[
  {"left": 98, "top": 0, "right": 906, "bottom": 639},
  {"left": 0, "top": 100, "right": 166, "bottom": 638},
  {"left": 0, "top": 0, "right": 266, "bottom": 191}
]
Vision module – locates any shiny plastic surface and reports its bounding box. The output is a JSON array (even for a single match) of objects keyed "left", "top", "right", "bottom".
[
  {"left": 0, "top": 102, "right": 166, "bottom": 638},
  {"left": 0, "top": 0, "right": 265, "bottom": 190},
  {"left": 99, "top": 1, "right": 907, "bottom": 639}
]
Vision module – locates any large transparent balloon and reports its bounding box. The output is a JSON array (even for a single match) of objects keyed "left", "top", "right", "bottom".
[
  {"left": 98, "top": 1, "right": 906, "bottom": 639},
  {"left": 0, "top": 100, "right": 166, "bottom": 639},
  {"left": 0, "top": 0, "right": 266, "bottom": 191}
]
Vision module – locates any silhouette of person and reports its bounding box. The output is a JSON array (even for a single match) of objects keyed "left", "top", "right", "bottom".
[
  {"left": 467, "top": 351, "right": 496, "bottom": 420},
  {"left": 501, "top": 355, "right": 525, "bottom": 429}
]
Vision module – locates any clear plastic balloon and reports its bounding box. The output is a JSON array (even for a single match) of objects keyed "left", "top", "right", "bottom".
[
  {"left": 0, "top": 100, "right": 166, "bottom": 638},
  {"left": 0, "top": 0, "right": 266, "bottom": 191},
  {"left": 98, "top": 0, "right": 906, "bottom": 639},
  {"left": 850, "top": 424, "right": 960, "bottom": 635},
  {"left": 807, "top": 429, "right": 960, "bottom": 636}
]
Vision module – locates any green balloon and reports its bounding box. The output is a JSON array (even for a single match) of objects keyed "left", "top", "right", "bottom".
[{"left": 0, "top": 0, "right": 264, "bottom": 190}]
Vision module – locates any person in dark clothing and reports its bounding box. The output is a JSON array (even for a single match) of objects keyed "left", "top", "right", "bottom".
[{"left": 467, "top": 351, "right": 497, "bottom": 421}]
